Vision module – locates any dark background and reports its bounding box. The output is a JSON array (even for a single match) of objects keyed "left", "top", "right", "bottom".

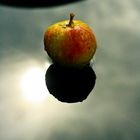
[{"left": 0, "top": 0, "right": 140, "bottom": 139}]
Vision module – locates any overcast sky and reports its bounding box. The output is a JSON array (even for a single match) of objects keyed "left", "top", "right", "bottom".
[{"left": 0, "top": 0, "right": 140, "bottom": 140}]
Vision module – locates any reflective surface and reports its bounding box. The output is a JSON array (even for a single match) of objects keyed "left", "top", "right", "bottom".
[{"left": 0, "top": 0, "right": 140, "bottom": 139}]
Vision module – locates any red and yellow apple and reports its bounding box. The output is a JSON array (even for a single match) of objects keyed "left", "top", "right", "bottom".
[{"left": 44, "top": 13, "right": 97, "bottom": 68}]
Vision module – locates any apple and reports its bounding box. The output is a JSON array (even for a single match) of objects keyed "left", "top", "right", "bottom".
[{"left": 44, "top": 13, "right": 97, "bottom": 68}]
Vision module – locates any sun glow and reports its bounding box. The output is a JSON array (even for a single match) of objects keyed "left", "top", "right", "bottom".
[{"left": 20, "top": 67, "right": 48, "bottom": 102}]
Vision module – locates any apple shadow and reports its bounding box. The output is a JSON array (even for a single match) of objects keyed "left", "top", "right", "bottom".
[{"left": 45, "top": 63, "right": 96, "bottom": 103}]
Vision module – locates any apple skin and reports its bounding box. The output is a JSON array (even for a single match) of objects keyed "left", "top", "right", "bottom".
[{"left": 44, "top": 19, "right": 97, "bottom": 68}]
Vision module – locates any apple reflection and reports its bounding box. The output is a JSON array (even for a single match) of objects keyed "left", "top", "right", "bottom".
[{"left": 45, "top": 63, "right": 96, "bottom": 103}]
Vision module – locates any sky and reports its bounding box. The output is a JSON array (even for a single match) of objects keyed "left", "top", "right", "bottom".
[{"left": 0, "top": 0, "right": 140, "bottom": 140}]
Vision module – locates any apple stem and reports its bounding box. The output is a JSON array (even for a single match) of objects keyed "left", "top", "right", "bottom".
[{"left": 67, "top": 13, "right": 75, "bottom": 27}]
